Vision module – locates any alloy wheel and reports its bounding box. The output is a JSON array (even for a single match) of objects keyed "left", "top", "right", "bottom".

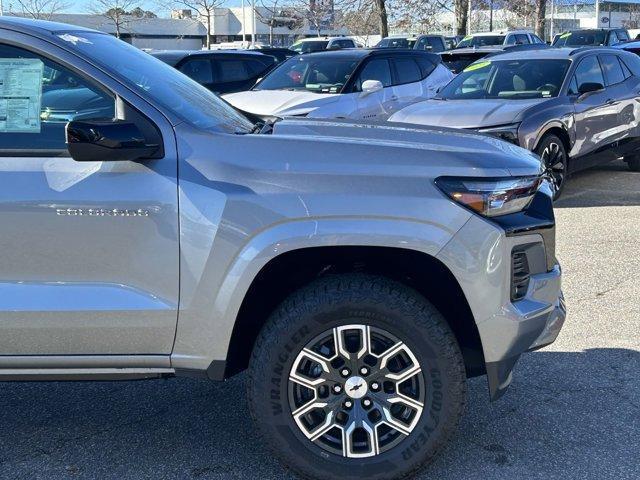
[
  {"left": 288, "top": 324, "right": 425, "bottom": 458},
  {"left": 540, "top": 141, "right": 566, "bottom": 196}
]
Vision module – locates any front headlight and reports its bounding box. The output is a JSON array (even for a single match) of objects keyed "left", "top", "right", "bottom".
[
  {"left": 477, "top": 123, "right": 521, "bottom": 145},
  {"left": 436, "top": 176, "right": 542, "bottom": 217}
]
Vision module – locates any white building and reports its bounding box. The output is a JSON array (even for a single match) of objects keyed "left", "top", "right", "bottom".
[
  {"left": 546, "top": 0, "right": 640, "bottom": 36},
  {"left": 207, "top": 6, "right": 348, "bottom": 46}
]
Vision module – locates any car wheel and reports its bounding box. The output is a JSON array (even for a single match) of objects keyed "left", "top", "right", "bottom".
[
  {"left": 247, "top": 274, "right": 467, "bottom": 480},
  {"left": 536, "top": 134, "right": 568, "bottom": 199},
  {"left": 627, "top": 155, "right": 640, "bottom": 172}
]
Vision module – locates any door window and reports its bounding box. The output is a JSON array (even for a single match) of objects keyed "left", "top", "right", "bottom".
[
  {"left": 179, "top": 58, "right": 214, "bottom": 84},
  {"left": 514, "top": 34, "right": 530, "bottom": 45},
  {"left": 0, "top": 44, "right": 114, "bottom": 154},
  {"left": 354, "top": 58, "right": 392, "bottom": 90},
  {"left": 392, "top": 58, "right": 422, "bottom": 85},
  {"left": 415, "top": 56, "right": 436, "bottom": 77},
  {"left": 574, "top": 56, "right": 605, "bottom": 90},
  {"left": 246, "top": 58, "right": 272, "bottom": 76},
  {"left": 617, "top": 30, "right": 630, "bottom": 42},
  {"left": 600, "top": 54, "right": 625, "bottom": 85},
  {"left": 416, "top": 37, "right": 446, "bottom": 52},
  {"left": 217, "top": 59, "right": 251, "bottom": 82}
]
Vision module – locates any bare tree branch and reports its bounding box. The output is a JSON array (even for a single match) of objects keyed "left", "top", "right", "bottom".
[
  {"left": 13, "top": 0, "right": 70, "bottom": 20},
  {"left": 90, "top": 0, "right": 142, "bottom": 39},
  {"left": 156, "top": 0, "right": 227, "bottom": 48}
]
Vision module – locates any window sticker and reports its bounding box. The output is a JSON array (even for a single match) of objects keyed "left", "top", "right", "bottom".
[
  {"left": 0, "top": 58, "right": 44, "bottom": 133},
  {"left": 464, "top": 60, "right": 491, "bottom": 72}
]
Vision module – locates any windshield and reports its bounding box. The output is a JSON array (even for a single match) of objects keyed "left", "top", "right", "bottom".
[
  {"left": 291, "top": 40, "right": 329, "bottom": 53},
  {"left": 439, "top": 59, "right": 570, "bottom": 100},
  {"left": 60, "top": 32, "right": 254, "bottom": 133},
  {"left": 376, "top": 37, "right": 416, "bottom": 49},
  {"left": 456, "top": 35, "right": 505, "bottom": 48},
  {"left": 254, "top": 55, "right": 360, "bottom": 94},
  {"left": 553, "top": 30, "right": 607, "bottom": 46}
]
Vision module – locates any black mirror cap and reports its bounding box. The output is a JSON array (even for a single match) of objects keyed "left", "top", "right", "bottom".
[
  {"left": 578, "top": 82, "right": 604, "bottom": 95},
  {"left": 66, "top": 120, "right": 160, "bottom": 162}
]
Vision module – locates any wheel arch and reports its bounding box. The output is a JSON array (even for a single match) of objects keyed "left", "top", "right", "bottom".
[
  {"left": 533, "top": 124, "right": 572, "bottom": 156},
  {"left": 223, "top": 245, "right": 486, "bottom": 380}
]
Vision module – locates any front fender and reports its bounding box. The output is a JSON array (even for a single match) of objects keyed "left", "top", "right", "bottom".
[{"left": 170, "top": 217, "right": 465, "bottom": 373}]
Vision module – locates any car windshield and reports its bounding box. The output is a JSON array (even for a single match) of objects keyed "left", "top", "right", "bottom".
[
  {"left": 456, "top": 35, "right": 505, "bottom": 48},
  {"left": 553, "top": 30, "right": 607, "bottom": 46},
  {"left": 60, "top": 32, "right": 254, "bottom": 133},
  {"left": 439, "top": 59, "right": 570, "bottom": 100},
  {"left": 291, "top": 40, "right": 329, "bottom": 53},
  {"left": 253, "top": 55, "right": 360, "bottom": 94},
  {"left": 376, "top": 37, "right": 416, "bottom": 48}
]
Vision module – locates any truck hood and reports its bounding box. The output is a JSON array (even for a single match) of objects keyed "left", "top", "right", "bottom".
[
  {"left": 389, "top": 98, "right": 546, "bottom": 129},
  {"left": 269, "top": 117, "right": 543, "bottom": 177},
  {"left": 223, "top": 90, "right": 339, "bottom": 116}
]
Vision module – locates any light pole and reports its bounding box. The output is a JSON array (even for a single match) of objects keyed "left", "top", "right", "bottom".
[
  {"left": 242, "top": 0, "right": 246, "bottom": 45},
  {"left": 251, "top": 0, "right": 256, "bottom": 46},
  {"left": 595, "top": 0, "right": 600, "bottom": 28},
  {"left": 550, "top": 0, "right": 555, "bottom": 41},
  {"left": 467, "top": 0, "right": 472, "bottom": 35}
]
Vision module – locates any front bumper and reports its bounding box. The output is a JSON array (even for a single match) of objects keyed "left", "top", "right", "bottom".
[
  {"left": 436, "top": 192, "right": 565, "bottom": 400},
  {"left": 484, "top": 267, "right": 566, "bottom": 400}
]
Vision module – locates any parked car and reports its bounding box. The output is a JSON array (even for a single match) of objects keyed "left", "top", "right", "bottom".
[
  {"left": 613, "top": 39, "right": 640, "bottom": 55},
  {"left": 376, "top": 34, "right": 448, "bottom": 53},
  {"left": 290, "top": 36, "right": 357, "bottom": 53},
  {"left": 389, "top": 47, "right": 640, "bottom": 197},
  {"left": 223, "top": 49, "right": 454, "bottom": 120},
  {"left": 0, "top": 16, "right": 565, "bottom": 480},
  {"left": 445, "top": 35, "right": 465, "bottom": 49},
  {"left": 552, "top": 28, "right": 630, "bottom": 47},
  {"left": 249, "top": 46, "right": 298, "bottom": 63},
  {"left": 439, "top": 43, "right": 550, "bottom": 74},
  {"left": 455, "top": 30, "right": 546, "bottom": 48},
  {"left": 150, "top": 49, "right": 276, "bottom": 95}
]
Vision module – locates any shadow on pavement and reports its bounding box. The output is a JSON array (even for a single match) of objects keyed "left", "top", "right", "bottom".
[
  {"left": 0, "top": 348, "right": 637, "bottom": 479},
  {"left": 555, "top": 160, "right": 640, "bottom": 209}
]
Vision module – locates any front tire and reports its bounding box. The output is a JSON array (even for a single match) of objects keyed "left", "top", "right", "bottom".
[
  {"left": 247, "top": 274, "right": 467, "bottom": 480},
  {"left": 535, "top": 133, "right": 568, "bottom": 199}
]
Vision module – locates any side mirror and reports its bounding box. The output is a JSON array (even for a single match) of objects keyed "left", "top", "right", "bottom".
[
  {"left": 578, "top": 82, "right": 604, "bottom": 96},
  {"left": 361, "top": 79, "right": 384, "bottom": 96},
  {"left": 66, "top": 120, "right": 159, "bottom": 162}
]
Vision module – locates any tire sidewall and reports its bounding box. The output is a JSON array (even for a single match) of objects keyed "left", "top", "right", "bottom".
[
  {"left": 249, "top": 286, "right": 465, "bottom": 480},
  {"left": 536, "top": 133, "right": 568, "bottom": 198}
]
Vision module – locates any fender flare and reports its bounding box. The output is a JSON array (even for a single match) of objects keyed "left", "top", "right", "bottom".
[{"left": 170, "top": 216, "right": 463, "bottom": 373}]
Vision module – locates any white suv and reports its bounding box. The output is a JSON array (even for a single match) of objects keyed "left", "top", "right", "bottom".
[
  {"left": 456, "top": 30, "right": 546, "bottom": 48},
  {"left": 290, "top": 36, "right": 357, "bottom": 53}
]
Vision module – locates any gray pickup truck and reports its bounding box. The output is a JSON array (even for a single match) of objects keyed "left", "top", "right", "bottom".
[{"left": 0, "top": 18, "right": 565, "bottom": 480}]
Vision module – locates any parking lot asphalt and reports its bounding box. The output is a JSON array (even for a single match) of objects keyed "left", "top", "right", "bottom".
[{"left": 0, "top": 161, "right": 638, "bottom": 480}]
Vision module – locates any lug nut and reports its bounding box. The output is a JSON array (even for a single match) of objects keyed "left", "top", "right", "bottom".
[
  {"left": 341, "top": 368, "right": 350, "bottom": 377},
  {"left": 360, "top": 367, "right": 369, "bottom": 375},
  {"left": 344, "top": 400, "right": 353, "bottom": 409},
  {"left": 333, "top": 385, "right": 342, "bottom": 394},
  {"left": 371, "top": 382, "right": 380, "bottom": 391},
  {"left": 363, "top": 398, "right": 372, "bottom": 408}
]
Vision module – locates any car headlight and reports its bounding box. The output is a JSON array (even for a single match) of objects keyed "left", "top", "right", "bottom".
[
  {"left": 435, "top": 176, "right": 542, "bottom": 217},
  {"left": 477, "top": 123, "right": 520, "bottom": 145}
]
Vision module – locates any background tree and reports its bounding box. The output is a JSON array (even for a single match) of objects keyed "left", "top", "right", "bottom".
[
  {"left": 159, "top": 0, "right": 227, "bottom": 48},
  {"left": 339, "top": 0, "right": 378, "bottom": 37},
  {"left": 255, "top": 0, "right": 303, "bottom": 45},
  {"left": 91, "top": 0, "right": 141, "bottom": 39},
  {"left": 13, "top": 0, "right": 69, "bottom": 20}
]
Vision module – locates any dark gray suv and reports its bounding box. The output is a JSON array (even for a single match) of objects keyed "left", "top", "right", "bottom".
[{"left": 390, "top": 47, "right": 640, "bottom": 197}]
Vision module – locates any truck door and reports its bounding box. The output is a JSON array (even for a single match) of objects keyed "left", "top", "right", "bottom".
[{"left": 0, "top": 36, "right": 179, "bottom": 356}]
